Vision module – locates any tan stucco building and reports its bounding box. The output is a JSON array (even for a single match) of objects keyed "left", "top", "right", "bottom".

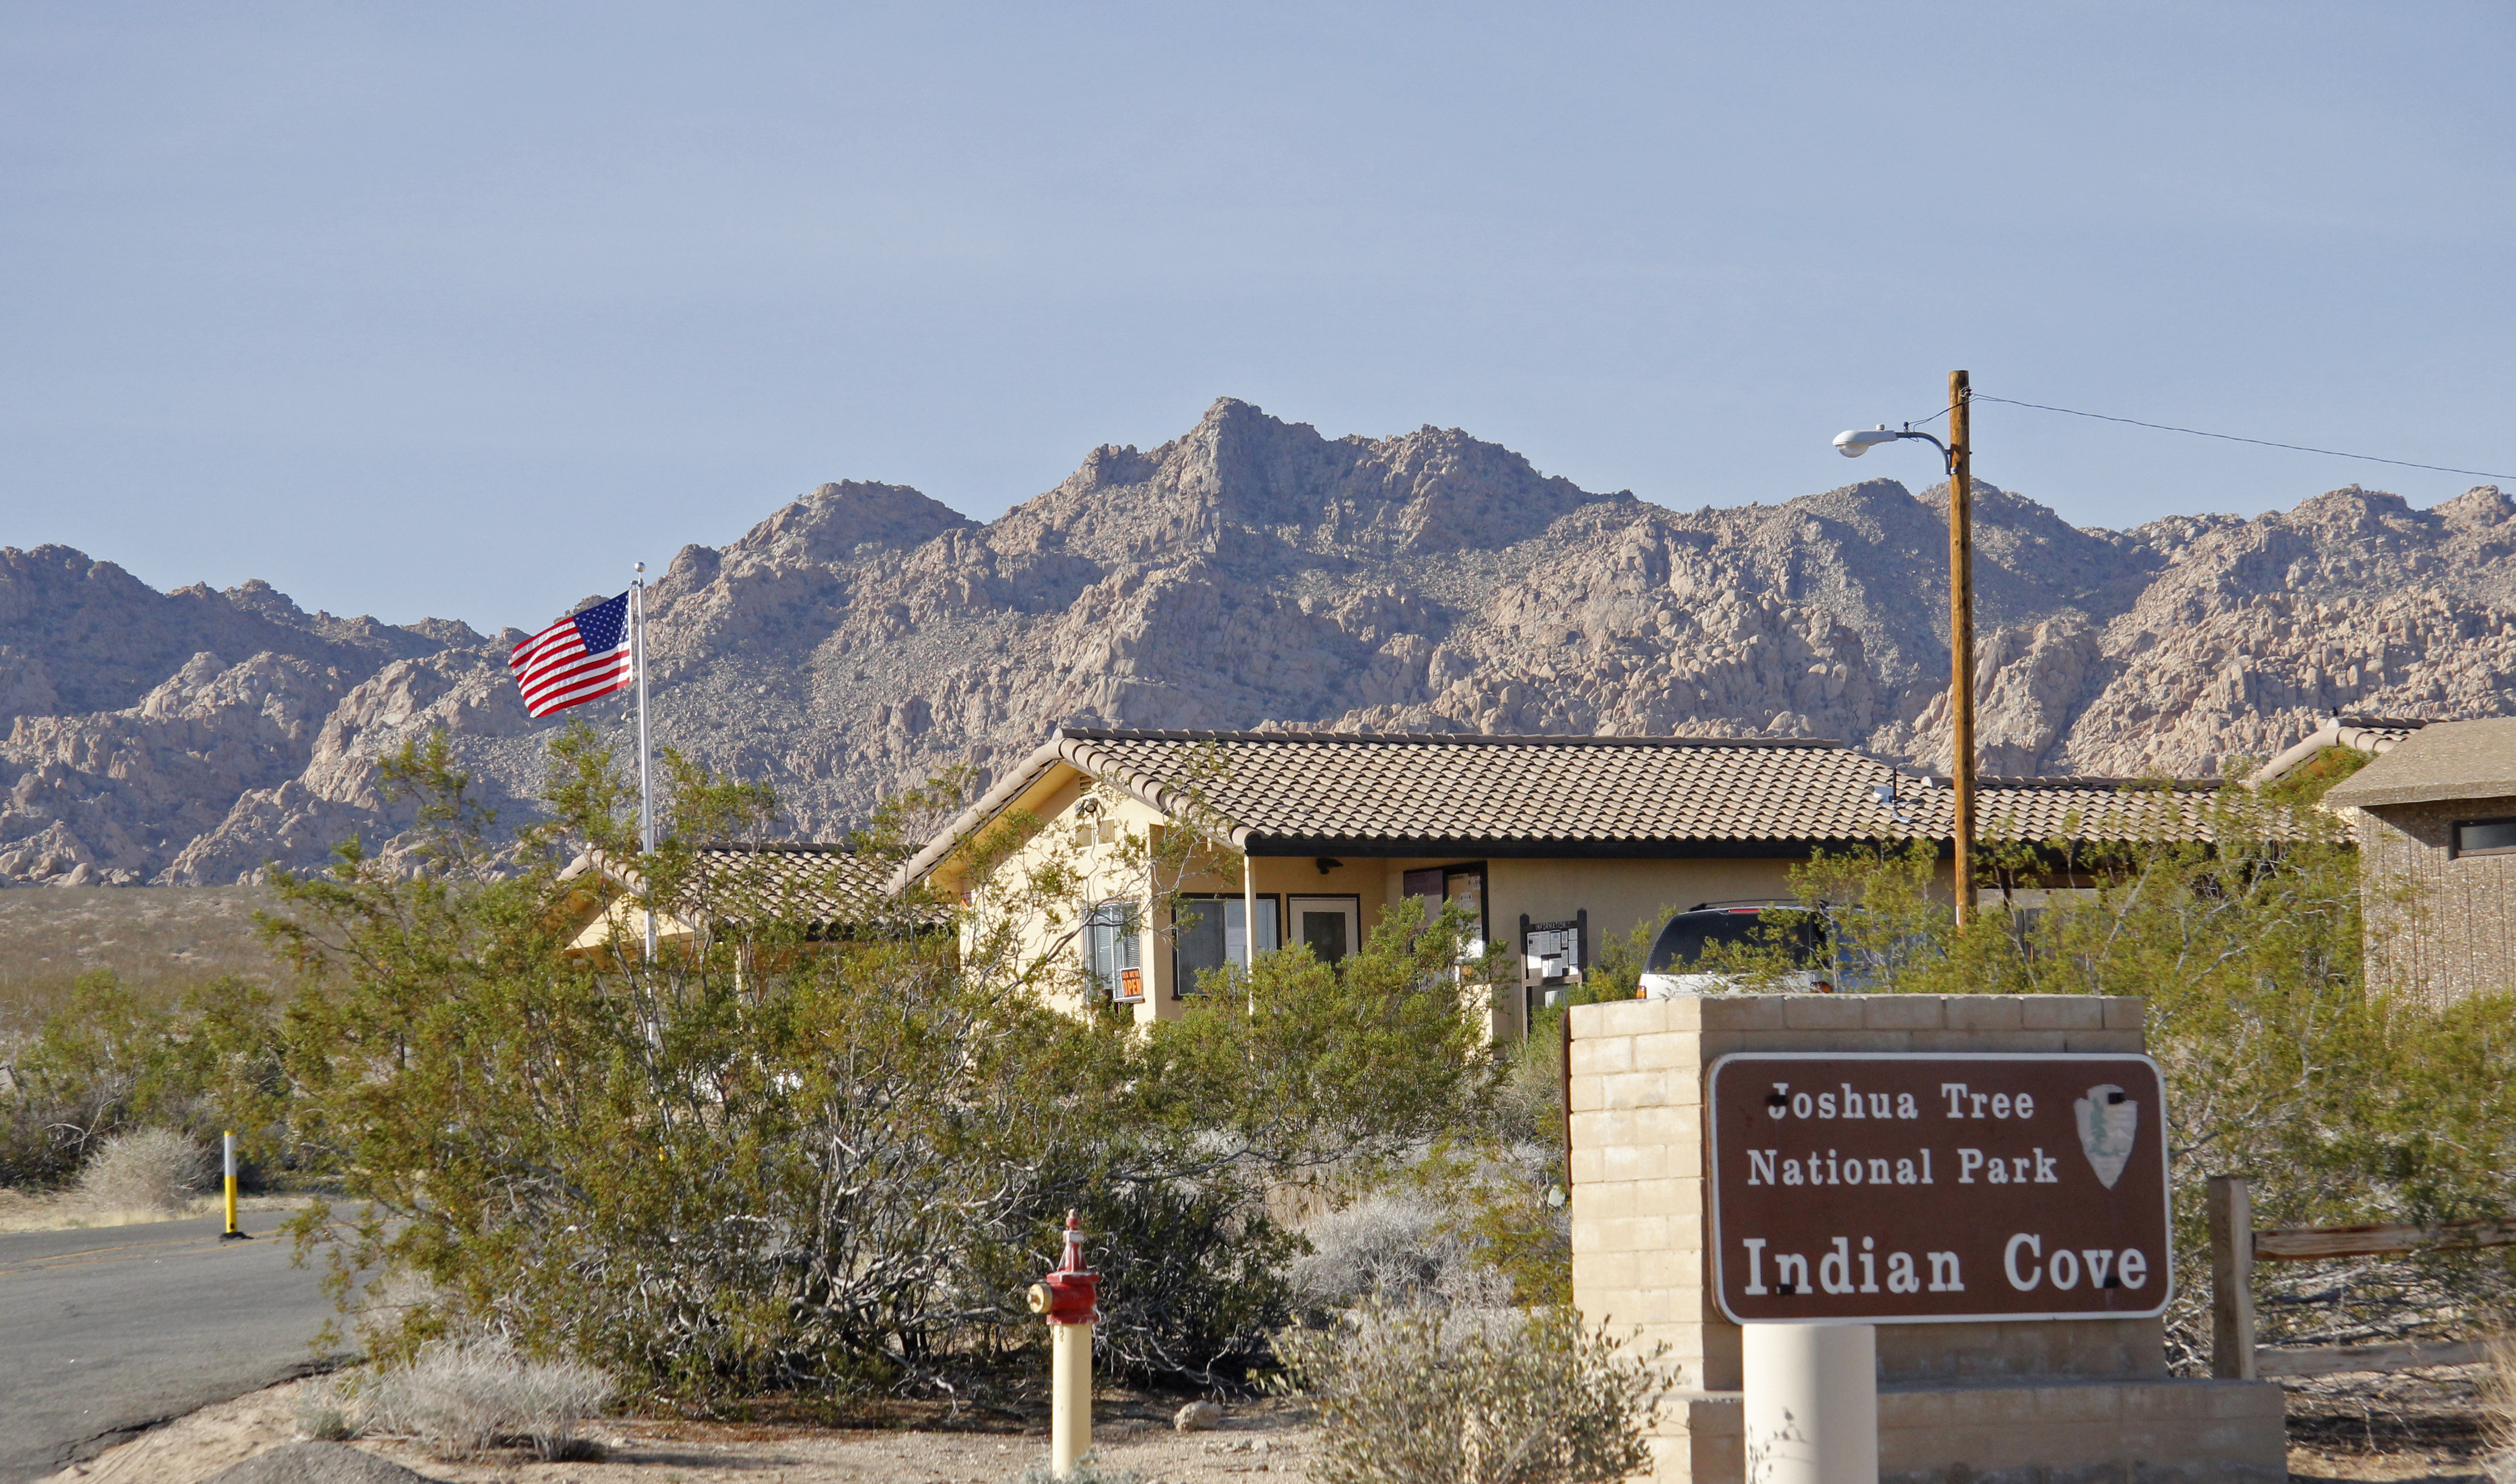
[{"left": 890, "top": 728, "right": 2215, "bottom": 1037}]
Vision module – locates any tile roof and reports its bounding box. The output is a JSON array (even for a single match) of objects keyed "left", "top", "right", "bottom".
[
  {"left": 891, "top": 729, "right": 2220, "bottom": 889},
  {"left": 566, "top": 844, "right": 938, "bottom": 931},
  {"left": 1969, "top": 775, "right": 2219, "bottom": 844},
  {"left": 2250, "top": 714, "right": 2444, "bottom": 786},
  {"left": 680, "top": 844, "right": 908, "bottom": 924},
  {"left": 2320, "top": 716, "right": 2516, "bottom": 808}
]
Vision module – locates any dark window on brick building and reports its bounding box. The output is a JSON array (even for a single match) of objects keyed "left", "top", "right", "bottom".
[{"left": 2451, "top": 818, "right": 2516, "bottom": 857}]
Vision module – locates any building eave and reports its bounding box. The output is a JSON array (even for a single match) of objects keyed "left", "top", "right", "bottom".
[{"left": 886, "top": 728, "right": 1259, "bottom": 895}]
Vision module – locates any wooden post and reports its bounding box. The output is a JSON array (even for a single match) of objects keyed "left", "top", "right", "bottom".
[
  {"left": 1947, "top": 369, "right": 1976, "bottom": 928},
  {"left": 2207, "top": 1174, "right": 2258, "bottom": 1379}
]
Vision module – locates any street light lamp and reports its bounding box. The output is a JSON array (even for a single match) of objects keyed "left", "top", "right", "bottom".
[
  {"left": 1832, "top": 426, "right": 1913, "bottom": 457},
  {"left": 1834, "top": 371, "right": 1979, "bottom": 926}
]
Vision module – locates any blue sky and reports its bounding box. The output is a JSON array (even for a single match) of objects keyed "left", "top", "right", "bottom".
[{"left": 4, "top": 2, "right": 2511, "bottom": 632}]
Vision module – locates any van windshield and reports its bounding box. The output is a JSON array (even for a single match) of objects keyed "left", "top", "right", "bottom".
[{"left": 1647, "top": 909, "right": 1823, "bottom": 972}]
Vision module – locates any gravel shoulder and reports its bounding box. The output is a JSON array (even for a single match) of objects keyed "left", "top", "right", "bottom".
[
  {"left": 45, "top": 1377, "right": 1316, "bottom": 1484},
  {"left": 43, "top": 1365, "right": 2506, "bottom": 1484}
]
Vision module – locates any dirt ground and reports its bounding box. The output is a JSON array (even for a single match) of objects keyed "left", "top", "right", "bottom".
[
  {"left": 43, "top": 1377, "right": 1316, "bottom": 1484},
  {"left": 41, "top": 1364, "right": 2506, "bottom": 1484},
  {"left": 0, "top": 1188, "right": 305, "bottom": 1234},
  {"left": 2281, "top": 1363, "right": 2503, "bottom": 1484}
]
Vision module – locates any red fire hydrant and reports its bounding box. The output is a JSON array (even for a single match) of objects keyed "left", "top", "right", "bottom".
[{"left": 1027, "top": 1210, "right": 1099, "bottom": 1478}]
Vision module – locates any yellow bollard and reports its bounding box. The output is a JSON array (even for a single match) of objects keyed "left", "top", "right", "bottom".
[
  {"left": 219, "top": 1130, "right": 248, "bottom": 1241},
  {"left": 1026, "top": 1211, "right": 1100, "bottom": 1479}
]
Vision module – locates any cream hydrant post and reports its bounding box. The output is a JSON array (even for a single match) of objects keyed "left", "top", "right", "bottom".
[{"left": 1026, "top": 1210, "right": 1100, "bottom": 1478}]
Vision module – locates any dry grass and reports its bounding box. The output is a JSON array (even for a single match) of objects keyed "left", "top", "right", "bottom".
[
  {"left": 75, "top": 1127, "right": 213, "bottom": 1216},
  {"left": 1274, "top": 1299, "right": 1670, "bottom": 1484},
  {"left": 360, "top": 1335, "right": 616, "bottom": 1461},
  {"left": 1287, "top": 1191, "right": 1510, "bottom": 1311},
  {"left": 0, "top": 884, "right": 286, "bottom": 1029},
  {"left": 0, "top": 1186, "right": 300, "bottom": 1232}
]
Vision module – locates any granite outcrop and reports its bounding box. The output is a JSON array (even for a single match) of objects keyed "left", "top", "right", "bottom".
[{"left": 5, "top": 398, "right": 2511, "bottom": 884}]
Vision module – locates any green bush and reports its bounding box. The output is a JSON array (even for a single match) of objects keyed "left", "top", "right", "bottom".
[
  {"left": 267, "top": 727, "right": 1501, "bottom": 1408},
  {"left": 0, "top": 969, "right": 286, "bottom": 1189}
]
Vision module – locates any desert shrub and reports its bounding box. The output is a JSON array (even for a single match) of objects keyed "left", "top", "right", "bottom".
[
  {"left": 1273, "top": 1299, "right": 1672, "bottom": 1484},
  {"left": 74, "top": 1127, "right": 212, "bottom": 1215},
  {"left": 1287, "top": 1190, "right": 1503, "bottom": 1312},
  {"left": 0, "top": 972, "right": 162, "bottom": 1187},
  {"left": 361, "top": 1334, "right": 613, "bottom": 1461},
  {"left": 273, "top": 729, "right": 1499, "bottom": 1407},
  {"left": 292, "top": 1375, "right": 360, "bottom": 1441},
  {"left": 0, "top": 969, "right": 289, "bottom": 1189},
  {"left": 1057, "top": 1163, "right": 1304, "bottom": 1382}
]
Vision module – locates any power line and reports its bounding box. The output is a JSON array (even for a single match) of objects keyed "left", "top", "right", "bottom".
[{"left": 1970, "top": 393, "right": 2514, "bottom": 482}]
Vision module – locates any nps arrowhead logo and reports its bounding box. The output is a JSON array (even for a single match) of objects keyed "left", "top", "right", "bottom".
[{"left": 2074, "top": 1084, "right": 2138, "bottom": 1189}]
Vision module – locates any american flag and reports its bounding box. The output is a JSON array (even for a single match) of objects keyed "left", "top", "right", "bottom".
[{"left": 509, "top": 591, "right": 635, "bottom": 718}]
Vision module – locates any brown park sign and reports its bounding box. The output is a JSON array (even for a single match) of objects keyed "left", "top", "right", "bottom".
[{"left": 1707, "top": 1053, "right": 2173, "bottom": 1325}]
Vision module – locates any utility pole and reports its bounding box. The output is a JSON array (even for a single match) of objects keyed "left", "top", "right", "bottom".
[
  {"left": 1946, "top": 370, "right": 1976, "bottom": 927},
  {"left": 1831, "top": 373, "right": 1980, "bottom": 925}
]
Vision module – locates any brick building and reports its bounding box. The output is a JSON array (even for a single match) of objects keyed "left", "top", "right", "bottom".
[{"left": 2322, "top": 716, "right": 2516, "bottom": 1004}]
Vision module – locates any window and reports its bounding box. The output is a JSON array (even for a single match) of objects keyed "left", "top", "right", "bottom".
[
  {"left": 1170, "top": 895, "right": 1280, "bottom": 996},
  {"left": 2453, "top": 818, "right": 2516, "bottom": 858},
  {"left": 1286, "top": 896, "right": 1361, "bottom": 967},
  {"left": 1085, "top": 901, "right": 1143, "bottom": 1002},
  {"left": 1402, "top": 862, "right": 1488, "bottom": 955}
]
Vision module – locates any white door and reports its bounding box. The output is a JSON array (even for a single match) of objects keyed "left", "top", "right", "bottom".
[{"left": 1286, "top": 897, "right": 1360, "bottom": 967}]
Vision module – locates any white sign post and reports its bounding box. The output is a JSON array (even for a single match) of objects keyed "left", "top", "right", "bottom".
[{"left": 1744, "top": 1322, "right": 1877, "bottom": 1484}]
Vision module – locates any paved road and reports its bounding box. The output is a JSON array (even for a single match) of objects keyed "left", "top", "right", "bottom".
[{"left": 0, "top": 1211, "right": 346, "bottom": 1483}]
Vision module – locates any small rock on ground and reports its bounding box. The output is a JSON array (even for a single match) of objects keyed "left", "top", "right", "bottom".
[
  {"left": 199, "top": 1441, "right": 449, "bottom": 1484},
  {"left": 1174, "top": 1400, "right": 1224, "bottom": 1431}
]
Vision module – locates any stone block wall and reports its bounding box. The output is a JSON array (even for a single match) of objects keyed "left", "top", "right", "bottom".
[{"left": 1568, "top": 993, "right": 2147, "bottom": 1392}]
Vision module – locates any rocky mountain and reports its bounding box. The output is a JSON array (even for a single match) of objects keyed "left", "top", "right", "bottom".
[{"left": 6, "top": 397, "right": 2514, "bottom": 885}]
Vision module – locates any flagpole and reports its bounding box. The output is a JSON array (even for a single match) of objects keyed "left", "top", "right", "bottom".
[{"left": 634, "top": 561, "right": 656, "bottom": 963}]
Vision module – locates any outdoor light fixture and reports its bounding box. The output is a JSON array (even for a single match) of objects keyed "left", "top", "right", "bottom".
[{"left": 1834, "top": 424, "right": 1950, "bottom": 463}]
